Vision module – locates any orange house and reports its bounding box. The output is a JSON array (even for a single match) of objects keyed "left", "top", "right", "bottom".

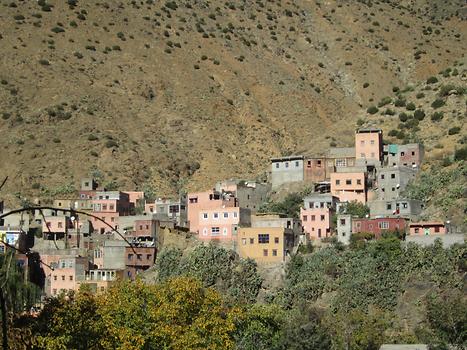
[{"left": 330, "top": 172, "right": 367, "bottom": 204}]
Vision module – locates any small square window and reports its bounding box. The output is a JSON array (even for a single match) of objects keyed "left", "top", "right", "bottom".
[
  {"left": 272, "top": 249, "right": 278, "bottom": 256},
  {"left": 303, "top": 215, "right": 307, "bottom": 222},
  {"left": 346, "top": 179, "right": 352, "bottom": 185},
  {"left": 275, "top": 163, "right": 279, "bottom": 168},
  {"left": 357, "top": 179, "right": 362, "bottom": 185},
  {"left": 223, "top": 212, "right": 229, "bottom": 218},
  {"left": 250, "top": 238, "right": 254, "bottom": 244},
  {"left": 274, "top": 237, "right": 279, "bottom": 244},
  {"left": 391, "top": 173, "right": 396, "bottom": 179},
  {"left": 242, "top": 238, "right": 247, "bottom": 245},
  {"left": 336, "top": 179, "right": 340, "bottom": 185},
  {"left": 263, "top": 249, "right": 268, "bottom": 257}
]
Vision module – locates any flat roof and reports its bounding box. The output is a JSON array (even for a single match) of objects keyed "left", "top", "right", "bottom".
[
  {"left": 356, "top": 127, "right": 382, "bottom": 133},
  {"left": 271, "top": 155, "right": 304, "bottom": 162},
  {"left": 409, "top": 222, "right": 444, "bottom": 227},
  {"left": 327, "top": 147, "right": 355, "bottom": 158}
]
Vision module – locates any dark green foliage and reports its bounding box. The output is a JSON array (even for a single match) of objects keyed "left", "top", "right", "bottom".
[
  {"left": 105, "top": 140, "right": 118, "bottom": 148},
  {"left": 38, "top": 59, "right": 50, "bottom": 66},
  {"left": 448, "top": 127, "right": 460, "bottom": 135},
  {"left": 363, "top": 82, "right": 369, "bottom": 88},
  {"left": 51, "top": 26, "right": 65, "bottom": 33},
  {"left": 399, "top": 112, "right": 408, "bottom": 122},
  {"left": 416, "top": 92, "right": 425, "bottom": 99},
  {"left": 388, "top": 129, "right": 399, "bottom": 137},
  {"left": 406, "top": 102, "right": 416, "bottom": 111},
  {"left": 367, "top": 106, "right": 379, "bottom": 114},
  {"left": 426, "top": 76, "right": 438, "bottom": 84},
  {"left": 414, "top": 109, "right": 425, "bottom": 120},
  {"left": 258, "top": 187, "right": 312, "bottom": 218},
  {"left": 87, "top": 134, "right": 98, "bottom": 141},
  {"left": 13, "top": 14, "right": 25, "bottom": 21},
  {"left": 340, "top": 200, "right": 370, "bottom": 218},
  {"left": 377, "top": 96, "right": 392, "bottom": 108},
  {"left": 454, "top": 146, "right": 467, "bottom": 161},
  {"left": 431, "top": 111, "right": 444, "bottom": 122},
  {"left": 431, "top": 99, "right": 445, "bottom": 109},
  {"left": 394, "top": 98, "right": 406, "bottom": 107}
]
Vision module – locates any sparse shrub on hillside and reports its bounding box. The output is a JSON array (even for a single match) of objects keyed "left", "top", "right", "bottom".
[
  {"left": 399, "top": 112, "right": 408, "bottom": 122},
  {"left": 52, "top": 138, "right": 61, "bottom": 143},
  {"left": 414, "top": 109, "right": 425, "bottom": 120},
  {"left": 406, "top": 102, "right": 416, "bottom": 111},
  {"left": 378, "top": 97, "right": 392, "bottom": 107},
  {"left": 454, "top": 146, "right": 467, "bottom": 161},
  {"left": 13, "top": 15, "right": 25, "bottom": 21},
  {"left": 38, "top": 59, "right": 50, "bottom": 66},
  {"left": 367, "top": 106, "right": 379, "bottom": 114},
  {"left": 394, "top": 98, "right": 406, "bottom": 107},
  {"left": 88, "top": 134, "right": 98, "bottom": 141},
  {"left": 448, "top": 127, "right": 460, "bottom": 135},
  {"left": 105, "top": 140, "right": 118, "bottom": 148},
  {"left": 384, "top": 109, "right": 395, "bottom": 116},
  {"left": 426, "top": 76, "right": 438, "bottom": 84},
  {"left": 431, "top": 99, "right": 445, "bottom": 109},
  {"left": 416, "top": 92, "right": 425, "bottom": 99},
  {"left": 70, "top": 21, "right": 78, "bottom": 28},
  {"left": 363, "top": 82, "right": 369, "bottom": 88},
  {"left": 388, "top": 129, "right": 399, "bottom": 137},
  {"left": 51, "top": 27, "right": 65, "bottom": 33},
  {"left": 431, "top": 111, "right": 444, "bottom": 122}
]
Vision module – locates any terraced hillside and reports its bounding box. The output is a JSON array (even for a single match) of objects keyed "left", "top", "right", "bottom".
[{"left": 0, "top": 0, "right": 465, "bottom": 204}]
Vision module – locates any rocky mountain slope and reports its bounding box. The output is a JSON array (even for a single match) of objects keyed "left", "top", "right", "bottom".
[{"left": 0, "top": 0, "right": 465, "bottom": 204}]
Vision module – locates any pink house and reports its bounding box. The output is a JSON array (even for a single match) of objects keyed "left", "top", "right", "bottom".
[
  {"left": 187, "top": 190, "right": 237, "bottom": 235},
  {"left": 300, "top": 194, "right": 339, "bottom": 240},
  {"left": 42, "top": 215, "right": 73, "bottom": 240},
  {"left": 409, "top": 222, "right": 446, "bottom": 236},
  {"left": 355, "top": 128, "right": 383, "bottom": 163},
  {"left": 92, "top": 191, "right": 130, "bottom": 234},
  {"left": 330, "top": 172, "right": 367, "bottom": 204},
  {"left": 198, "top": 207, "right": 250, "bottom": 240},
  {"left": 123, "top": 191, "right": 145, "bottom": 208}
]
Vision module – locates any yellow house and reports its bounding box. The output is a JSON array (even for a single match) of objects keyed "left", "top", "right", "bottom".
[{"left": 237, "top": 227, "right": 294, "bottom": 263}]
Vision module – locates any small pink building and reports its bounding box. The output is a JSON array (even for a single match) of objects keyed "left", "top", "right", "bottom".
[
  {"left": 198, "top": 207, "right": 250, "bottom": 240},
  {"left": 330, "top": 172, "right": 367, "bottom": 204},
  {"left": 187, "top": 190, "right": 237, "bottom": 235},
  {"left": 300, "top": 194, "right": 339, "bottom": 240},
  {"left": 355, "top": 128, "right": 383, "bottom": 163},
  {"left": 123, "top": 191, "right": 145, "bottom": 208},
  {"left": 42, "top": 215, "right": 73, "bottom": 240},
  {"left": 409, "top": 222, "right": 446, "bottom": 236},
  {"left": 92, "top": 191, "right": 130, "bottom": 234}
]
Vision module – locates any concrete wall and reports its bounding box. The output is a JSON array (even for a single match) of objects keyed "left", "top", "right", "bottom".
[
  {"left": 236, "top": 182, "right": 270, "bottom": 213},
  {"left": 376, "top": 166, "right": 417, "bottom": 200},
  {"left": 405, "top": 234, "right": 464, "bottom": 248},
  {"left": 271, "top": 156, "right": 304, "bottom": 189},
  {"left": 387, "top": 143, "right": 424, "bottom": 169},
  {"left": 369, "top": 199, "right": 423, "bottom": 220},
  {"left": 337, "top": 214, "right": 352, "bottom": 245}
]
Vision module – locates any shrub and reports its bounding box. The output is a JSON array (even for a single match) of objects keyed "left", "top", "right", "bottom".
[
  {"left": 377, "top": 96, "right": 392, "bottom": 107},
  {"left": 367, "top": 106, "right": 379, "bottom": 114},
  {"left": 52, "top": 138, "right": 61, "bottom": 143},
  {"left": 384, "top": 109, "right": 395, "bottom": 116},
  {"left": 394, "top": 98, "right": 406, "bottom": 107},
  {"left": 88, "top": 134, "right": 98, "bottom": 141},
  {"left": 431, "top": 99, "right": 445, "bottom": 109},
  {"left": 414, "top": 109, "right": 425, "bottom": 120},
  {"left": 105, "top": 140, "right": 118, "bottom": 148},
  {"left": 38, "top": 59, "right": 50, "bottom": 65},
  {"left": 51, "top": 27, "right": 65, "bottom": 33},
  {"left": 454, "top": 146, "right": 467, "bottom": 161},
  {"left": 14, "top": 14, "right": 25, "bottom": 21},
  {"left": 363, "top": 82, "right": 369, "bottom": 88},
  {"left": 399, "top": 112, "right": 408, "bottom": 122},
  {"left": 426, "top": 76, "right": 438, "bottom": 84},
  {"left": 431, "top": 112, "right": 444, "bottom": 122},
  {"left": 388, "top": 129, "right": 399, "bottom": 137},
  {"left": 406, "top": 102, "right": 416, "bottom": 111},
  {"left": 416, "top": 92, "right": 425, "bottom": 99},
  {"left": 448, "top": 127, "right": 460, "bottom": 135}
]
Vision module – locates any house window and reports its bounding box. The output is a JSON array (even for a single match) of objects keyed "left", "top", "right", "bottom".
[
  {"left": 303, "top": 215, "right": 307, "bottom": 222},
  {"left": 415, "top": 228, "right": 419, "bottom": 234},
  {"left": 320, "top": 215, "right": 325, "bottom": 221},
  {"left": 360, "top": 140, "right": 365, "bottom": 146},
  {"left": 370, "top": 140, "right": 375, "bottom": 145},
  {"left": 53, "top": 275, "right": 57, "bottom": 281},
  {"left": 85, "top": 182, "right": 89, "bottom": 187},
  {"left": 53, "top": 289, "right": 57, "bottom": 295},
  {"left": 318, "top": 229, "right": 322, "bottom": 238},
  {"left": 381, "top": 174, "right": 385, "bottom": 179},
  {"left": 213, "top": 213, "right": 219, "bottom": 219},
  {"left": 203, "top": 213, "right": 208, "bottom": 219},
  {"left": 69, "top": 276, "right": 73, "bottom": 281},
  {"left": 411, "top": 151, "right": 415, "bottom": 156},
  {"left": 147, "top": 254, "right": 152, "bottom": 260},
  {"left": 307, "top": 160, "right": 312, "bottom": 167},
  {"left": 357, "top": 179, "right": 362, "bottom": 185},
  {"left": 311, "top": 215, "right": 316, "bottom": 221},
  {"left": 295, "top": 161, "right": 299, "bottom": 167},
  {"left": 371, "top": 152, "right": 375, "bottom": 158},
  {"left": 336, "top": 179, "right": 340, "bottom": 185},
  {"left": 391, "top": 173, "right": 396, "bottom": 179},
  {"left": 202, "top": 228, "right": 208, "bottom": 236},
  {"left": 242, "top": 238, "right": 246, "bottom": 245},
  {"left": 272, "top": 249, "right": 278, "bottom": 256},
  {"left": 346, "top": 179, "right": 352, "bottom": 185},
  {"left": 274, "top": 237, "right": 279, "bottom": 244},
  {"left": 434, "top": 226, "right": 440, "bottom": 233},
  {"left": 340, "top": 219, "right": 346, "bottom": 225},
  {"left": 360, "top": 153, "right": 365, "bottom": 158},
  {"left": 392, "top": 187, "right": 395, "bottom": 192},
  {"left": 285, "top": 162, "right": 289, "bottom": 168},
  {"left": 402, "top": 202, "right": 408, "bottom": 208},
  {"left": 386, "top": 203, "right": 392, "bottom": 210},
  {"left": 223, "top": 212, "right": 229, "bottom": 218},
  {"left": 137, "top": 254, "right": 142, "bottom": 260},
  {"left": 233, "top": 212, "right": 238, "bottom": 218},
  {"left": 275, "top": 163, "right": 279, "bottom": 169},
  {"left": 109, "top": 204, "right": 114, "bottom": 210},
  {"left": 262, "top": 249, "right": 269, "bottom": 257},
  {"left": 102, "top": 204, "right": 107, "bottom": 210},
  {"left": 336, "top": 159, "right": 346, "bottom": 167},
  {"left": 61, "top": 275, "right": 65, "bottom": 281},
  {"left": 58, "top": 222, "right": 63, "bottom": 228},
  {"left": 146, "top": 225, "right": 149, "bottom": 230},
  {"left": 258, "top": 234, "right": 270, "bottom": 244},
  {"left": 250, "top": 238, "right": 254, "bottom": 244},
  {"left": 211, "top": 227, "right": 220, "bottom": 235},
  {"left": 110, "top": 217, "right": 115, "bottom": 222},
  {"left": 401, "top": 152, "right": 405, "bottom": 156},
  {"left": 317, "top": 160, "right": 321, "bottom": 166},
  {"left": 378, "top": 222, "right": 389, "bottom": 229},
  {"left": 128, "top": 254, "right": 133, "bottom": 260}
]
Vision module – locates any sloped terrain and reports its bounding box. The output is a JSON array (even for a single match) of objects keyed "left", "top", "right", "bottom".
[{"left": 0, "top": 0, "right": 465, "bottom": 204}]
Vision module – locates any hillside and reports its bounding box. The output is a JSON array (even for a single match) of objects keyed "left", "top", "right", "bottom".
[{"left": 0, "top": 0, "right": 465, "bottom": 204}]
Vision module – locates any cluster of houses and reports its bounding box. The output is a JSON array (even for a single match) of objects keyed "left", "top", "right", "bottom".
[{"left": 0, "top": 127, "right": 459, "bottom": 298}]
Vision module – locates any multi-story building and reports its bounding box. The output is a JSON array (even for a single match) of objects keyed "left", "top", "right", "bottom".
[
  {"left": 92, "top": 191, "right": 130, "bottom": 234},
  {"left": 386, "top": 143, "right": 424, "bottom": 169},
  {"left": 336, "top": 214, "right": 352, "bottom": 245},
  {"left": 187, "top": 190, "right": 237, "bottom": 235},
  {"left": 270, "top": 155, "right": 304, "bottom": 189},
  {"left": 303, "top": 156, "right": 328, "bottom": 183},
  {"left": 326, "top": 147, "right": 356, "bottom": 171},
  {"left": 330, "top": 170, "right": 367, "bottom": 204},
  {"left": 78, "top": 269, "right": 124, "bottom": 294},
  {"left": 198, "top": 207, "right": 251, "bottom": 240},
  {"left": 369, "top": 199, "right": 423, "bottom": 220},
  {"left": 376, "top": 166, "right": 417, "bottom": 200},
  {"left": 300, "top": 193, "right": 339, "bottom": 240},
  {"left": 352, "top": 217, "right": 407, "bottom": 238},
  {"left": 408, "top": 222, "right": 446, "bottom": 236},
  {"left": 237, "top": 227, "right": 295, "bottom": 263},
  {"left": 42, "top": 215, "right": 73, "bottom": 240},
  {"left": 250, "top": 213, "right": 302, "bottom": 244},
  {"left": 145, "top": 196, "right": 187, "bottom": 227},
  {"left": 215, "top": 180, "right": 270, "bottom": 213},
  {"left": 355, "top": 127, "right": 383, "bottom": 165}
]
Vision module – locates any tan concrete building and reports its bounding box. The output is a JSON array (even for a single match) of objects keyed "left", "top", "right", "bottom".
[{"left": 237, "top": 227, "right": 294, "bottom": 263}]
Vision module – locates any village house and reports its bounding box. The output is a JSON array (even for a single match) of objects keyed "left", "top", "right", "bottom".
[
  {"left": 270, "top": 155, "right": 304, "bottom": 189},
  {"left": 215, "top": 180, "right": 270, "bottom": 213},
  {"left": 198, "top": 207, "right": 251, "bottom": 240},
  {"left": 326, "top": 147, "right": 356, "bottom": 171},
  {"left": 408, "top": 222, "right": 446, "bottom": 236},
  {"left": 79, "top": 177, "right": 99, "bottom": 200},
  {"left": 351, "top": 217, "right": 407, "bottom": 239},
  {"left": 92, "top": 191, "right": 131, "bottom": 234},
  {"left": 42, "top": 215, "right": 73, "bottom": 240},
  {"left": 376, "top": 166, "right": 417, "bottom": 200},
  {"left": 300, "top": 193, "right": 339, "bottom": 240},
  {"left": 303, "top": 156, "right": 328, "bottom": 183},
  {"left": 78, "top": 269, "right": 124, "bottom": 294},
  {"left": 330, "top": 170, "right": 367, "bottom": 204},
  {"left": 250, "top": 213, "right": 302, "bottom": 244},
  {"left": 336, "top": 214, "right": 352, "bottom": 245},
  {"left": 93, "top": 240, "right": 127, "bottom": 270},
  {"left": 355, "top": 127, "right": 383, "bottom": 166},
  {"left": 369, "top": 199, "right": 423, "bottom": 220},
  {"left": 187, "top": 190, "right": 237, "bottom": 235},
  {"left": 145, "top": 196, "right": 188, "bottom": 227},
  {"left": 123, "top": 191, "right": 145, "bottom": 212},
  {"left": 385, "top": 143, "right": 424, "bottom": 169},
  {"left": 237, "top": 226, "right": 294, "bottom": 263}
]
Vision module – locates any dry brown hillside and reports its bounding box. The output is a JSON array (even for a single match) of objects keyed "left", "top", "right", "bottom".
[{"left": 0, "top": 0, "right": 465, "bottom": 203}]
